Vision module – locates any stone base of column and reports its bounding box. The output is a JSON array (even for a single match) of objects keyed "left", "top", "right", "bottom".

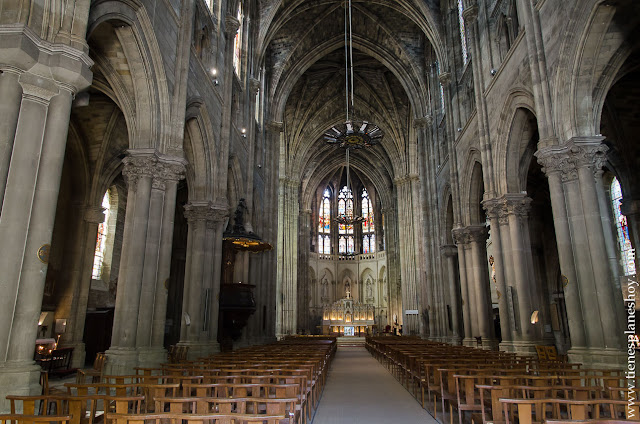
[
  {"left": 481, "top": 338, "right": 500, "bottom": 351},
  {"left": 177, "top": 342, "right": 211, "bottom": 360},
  {"left": 60, "top": 341, "right": 86, "bottom": 369},
  {"left": 104, "top": 348, "right": 138, "bottom": 375},
  {"left": 499, "top": 341, "right": 516, "bottom": 352},
  {"left": 462, "top": 337, "right": 476, "bottom": 347},
  {"left": 448, "top": 335, "right": 462, "bottom": 345},
  {"left": 509, "top": 340, "right": 540, "bottom": 356},
  {"left": 0, "top": 361, "right": 41, "bottom": 413},
  {"left": 568, "top": 346, "right": 627, "bottom": 369},
  {"left": 136, "top": 347, "right": 167, "bottom": 368}
]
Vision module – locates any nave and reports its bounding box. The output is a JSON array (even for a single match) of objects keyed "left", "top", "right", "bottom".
[{"left": 311, "top": 347, "right": 436, "bottom": 424}]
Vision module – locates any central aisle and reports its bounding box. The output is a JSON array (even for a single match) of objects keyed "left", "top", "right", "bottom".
[{"left": 312, "top": 347, "right": 438, "bottom": 424}]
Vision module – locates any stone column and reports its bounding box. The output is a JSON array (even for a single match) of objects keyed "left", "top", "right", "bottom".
[
  {"left": 137, "top": 158, "right": 186, "bottom": 366},
  {"left": 106, "top": 152, "right": 155, "bottom": 374},
  {"left": 482, "top": 199, "right": 513, "bottom": 349},
  {"left": 453, "top": 228, "right": 474, "bottom": 346},
  {"left": 536, "top": 138, "right": 625, "bottom": 367},
  {"left": 180, "top": 202, "right": 216, "bottom": 358},
  {"left": 0, "top": 70, "right": 23, "bottom": 205},
  {"left": 503, "top": 194, "right": 541, "bottom": 353},
  {"left": 61, "top": 206, "right": 105, "bottom": 368},
  {"left": 204, "top": 206, "right": 228, "bottom": 353},
  {"left": 441, "top": 245, "right": 462, "bottom": 344},
  {"left": 467, "top": 225, "right": 498, "bottom": 350}
]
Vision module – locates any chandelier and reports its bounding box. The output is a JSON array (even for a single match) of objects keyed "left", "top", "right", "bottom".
[{"left": 325, "top": 0, "right": 382, "bottom": 227}]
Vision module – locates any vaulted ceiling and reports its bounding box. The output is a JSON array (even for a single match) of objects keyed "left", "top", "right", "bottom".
[{"left": 257, "top": 0, "right": 444, "bottom": 209}]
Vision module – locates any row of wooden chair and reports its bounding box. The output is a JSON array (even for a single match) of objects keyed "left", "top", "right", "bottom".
[{"left": 366, "top": 336, "right": 636, "bottom": 424}]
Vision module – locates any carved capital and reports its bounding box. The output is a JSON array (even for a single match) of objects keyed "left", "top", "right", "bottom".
[
  {"left": 438, "top": 71, "right": 452, "bottom": 86},
  {"left": 440, "top": 244, "right": 458, "bottom": 257},
  {"left": 84, "top": 206, "right": 106, "bottom": 224},
  {"left": 413, "top": 115, "right": 432, "bottom": 128},
  {"left": 466, "top": 224, "right": 489, "bottom": 243},
  {"left": 504, "top": 194, "right": 532, "bottom": 218},
  {"left": 249, "top": 77, "right": 260, "bottom": 94},
  {"left": 122, "top": 152, "right": 157, "bottom": 189},
  {"left": 482, "top": 198, "right": 503, "bottom": 220},
  {"left": 184, "top": 202, "right": 214, "bottom": 222},
  {"left": 224, "top": 16, "right": 240, "bottom": 35},
  {"left": 462, "top": 5, "right": 479, "bottom": 24},
  {"left": 536, "top": 137, "right": 608, "bottom": 183},
  {"left": 156, "top": 159, "right": 187, "bottom": 182},
  {"left": 266, "top": 121, "right": 284, "bottom": 133}
]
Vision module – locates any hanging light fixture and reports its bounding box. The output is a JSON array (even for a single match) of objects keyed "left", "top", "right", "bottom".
[
  {"left": 323, "top": 0, "right": 383, "bottom": 149},
  {"left": 326, "top": 0, "right": 381, "bottom": 228}
]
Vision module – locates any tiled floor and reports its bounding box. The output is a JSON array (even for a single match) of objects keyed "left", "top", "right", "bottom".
[{"left": 311, "top": 347, "right": 438, "bottom": 424}]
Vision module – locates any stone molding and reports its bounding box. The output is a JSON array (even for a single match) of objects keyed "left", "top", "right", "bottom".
[
  {"left": 0, "top": 24, "right": 93, "bottom": 94},
  {"left": 438, "top": 71, "right": 452, "bottom": 86},
  {"left": 224, "top": 16, "right": 240, "bottom": 35},
  {"left": 483, "top": 194, "right": 532, "bottom": 223},
  {"left": 413, "top": 115, "right": 432, "bottom": 128},
  {"left": 123, "top": 150, "right": 186, "bottom": 190},
  {"left": 535, "top": 137, "right": 608, "bottom": 183},
  {"left": 452, "top": 224, "right": 488, "bottom": 244},
  {"left": 249, "top": 77, "right": 260, "bottom": 94},
  {"left": 184, "top": 202, "right": 229, "bottom": 223},
  {"left": 462, "top": 5, "right": 479, "bottom": 24},
  {"left": 84, "top": 206, "right": 106, "bottom": 224},
  {"left": 266, "top": 121, "right": 284, "bottom": 133},
  {"left": 440, "top": 244, "right": 458, "bottom": 257}
]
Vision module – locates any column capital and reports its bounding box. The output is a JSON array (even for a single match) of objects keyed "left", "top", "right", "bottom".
[
  {"left": 452, "top": 224, "right": 488, "bottom": 244},
  {"left": 184, "top": 202, "right": 229, "bottom": 223},
  {"left": 84, "top": 206, "right": 105, "bottom": 224},
  {"left": 438, "top": 71, "right": 452, "bottom": 86},
  {"left": 503, "top": 193, "right": 532, "bottom": 218},
  {"left": 535, "top": 137, "right": 608, "bottom": 182},
  {"left": 122, "top": 152, "right": 156, "bottom": 188},
  {"left": 413, "top": 115, "right": 432, "bottom": 128},
  {"left": 440, "top": 244, "right": 458, "bottom": 257},
  {"left": 224, "top": 16, "right": 240, "bottom": 35},
  {"left": 462, "top": 5, "right": 479, "bottom": 24},
  {"left": 249, "top": 78, "right": 260, "bottom": 94},
  {"left": 266, "top": 121, "right": 284, "bottom": 132}
]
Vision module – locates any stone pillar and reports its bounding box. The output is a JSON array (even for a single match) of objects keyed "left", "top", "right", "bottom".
[
  {"left": 0, "top": 70, "right": 23, "bottom": 205},
  {"left": 453, "top": 228, "right": 474, "bottom": 346},
  {"left": 536, "top": 138, "right": 625, "bottom": 367},
  {"left": 276, "top": 178, "right": 299, "bottom": 338},
  {"left": 180, "top": 202, "right": 215, "bottom": 358},
  {"left": 137, "top": 158, "right": 186, "bottom": 366},
  {"left": 441, "top": 245, "right": 462, "bottom": 344},
  {"left": 61, "top": 206, "right": 105, "bottom": 368},
  {"left": 467, "top": 225, "right": 498, "bottom": 350},
  {"left": 482, "top": 199, "right": 513, "bottom": 349},
  {"left": 503, "top": 194, "right": 541, "bottom": 353}
]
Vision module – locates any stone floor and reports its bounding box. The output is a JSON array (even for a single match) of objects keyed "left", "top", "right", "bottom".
[{"left": 311, "top": 347, "right": 438, "bottom": 424}]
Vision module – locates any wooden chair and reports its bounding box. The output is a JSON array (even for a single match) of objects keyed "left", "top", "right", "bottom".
[
  {"left": 105, "top": 412, "right": 292, "bottom": 424},
  {"left": 77, "top": 353, "right": 106, "bottom": 383},
  {"left": 0, "top": 414, "right": 72, "bottom": 424}
]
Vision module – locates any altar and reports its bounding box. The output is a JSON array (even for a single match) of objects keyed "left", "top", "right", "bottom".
[{"left": 322, "top": 296, "right": 375, "bottom": 336}]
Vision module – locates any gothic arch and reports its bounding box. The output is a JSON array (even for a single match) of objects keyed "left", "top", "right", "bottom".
[
  {"left": 460, "top": 149, "right": 484, "bottom": 226},
  {"left": 185, "top": 99, "right": 217, "bottom": 201},
  {"left": 504, "top": 108, "right": 539, "bottom": 194},
  {"left": 88, "top": 0, "right": 171, "bottom": 151}
]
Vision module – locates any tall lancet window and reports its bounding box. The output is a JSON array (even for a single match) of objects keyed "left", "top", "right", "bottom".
[
  {"left": 458, "top": 0, "right": 468, "bottom": 66},
  {"left": 318, "top": 188, "right": 331, "bottom": 254},
  {"left": 233, "top": 3, "right": 243, "bottom": 75},
  {"left": 92, "top": 191, "right": 111, "bottom": 279},
  {"left": 362, "top": 188, "right": 375, "bottom": 253},
  {"left": 338, "top": 186, "right": 355, "bottom": 254},
  {"left": 611, "top": 177, "right": 636, "bottom": 276}
]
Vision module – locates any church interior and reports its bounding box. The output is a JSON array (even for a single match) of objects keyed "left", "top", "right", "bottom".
[{"left": 1, "top": 0, "right": 639, "bottom": 420}]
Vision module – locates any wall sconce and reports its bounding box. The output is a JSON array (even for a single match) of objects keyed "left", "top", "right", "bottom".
[
  {"left": 211, "top": 68, "right": 219, "bottom": 86},
  {"left": 530, "top": 310, "right": 539, "bottom": 324},
  {"left": 241, "top": 128, "right": 247, "bottom": 138},
  {"left": 490, "top": 68, "right": 497, "bottom": 76}
]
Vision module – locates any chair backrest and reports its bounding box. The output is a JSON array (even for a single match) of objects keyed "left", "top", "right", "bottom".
[
  {"left": 545, "top": 346, "right": 558, "bottom": 361},
  {"left": 535, "top": 345, "right": 548, "bottom": 361}
]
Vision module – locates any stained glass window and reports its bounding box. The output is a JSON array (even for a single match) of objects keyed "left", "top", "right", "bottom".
[
  {"left": 611, "top": 178, "right": 636, "bottom": 276},
  {"left": 458, "top": 0, "right": 468, "bottom": 66},
  {"left": 318, "top": 188, "right": 331, "bottom": 254},
  {"left": 362, "top": 188, "right": 375, "bottom": 253},
  {"left": 92, "top": 191, "right": 110, "bottom": 279},
  {"left": 338, "top": 186, "right": 354, "bottom": 254},
  {"left": 233, "top": 4, "right": 243, "bottom": 75}
]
